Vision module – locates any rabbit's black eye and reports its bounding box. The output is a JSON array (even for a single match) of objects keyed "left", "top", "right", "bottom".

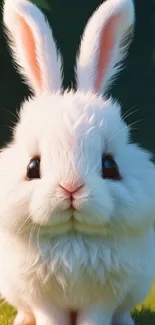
[
  {"left": 102, "top": 154, "right": 121, "bottom": 180},
  {"left": 27, "top": 157, "right": 40, "bottom": 180}
]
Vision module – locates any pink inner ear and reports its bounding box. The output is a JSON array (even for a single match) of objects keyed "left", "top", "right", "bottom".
[
  {"left": 94, "top": 14, "right": 120, "bottom": 93},
  {"left": 17, "top": 15, "right": 42, "bottom": 92}
]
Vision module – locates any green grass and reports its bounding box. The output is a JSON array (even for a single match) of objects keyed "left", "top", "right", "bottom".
[
  {"left": 0, "top": 300, "right": 16, "bottom": 325},
  {"left": 1, "top": 286, "right": 155, "bottom": 324}
]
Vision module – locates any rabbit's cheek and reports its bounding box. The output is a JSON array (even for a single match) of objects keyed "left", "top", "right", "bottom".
[
  {"left": 72, "top": 194, "right": 113, "bottom": 225},
  {"left": 29, "top": 196, "right": 70, "bottom": 225}
]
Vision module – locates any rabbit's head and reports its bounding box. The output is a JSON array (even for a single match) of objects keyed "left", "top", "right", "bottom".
[{"left": 1, "top": 0, "right": 155, "bottom": 237}]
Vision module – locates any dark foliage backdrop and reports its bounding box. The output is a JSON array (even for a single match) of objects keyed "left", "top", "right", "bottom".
[{"left": 0, "top": 0, "right": 154, "bottom": 153}]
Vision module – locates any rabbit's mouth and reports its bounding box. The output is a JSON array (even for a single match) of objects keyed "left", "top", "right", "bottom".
[
  {"left": 39, "top": 221, "right": 105, "bottom": 236},
  {"left": 38, "top": 213, "right": 106, "bottom": 236},
  {"left": 32, "top": 207, "right": 108, "bottom": 236}
]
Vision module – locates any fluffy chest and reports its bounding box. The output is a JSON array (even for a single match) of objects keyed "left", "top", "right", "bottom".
[
  {"left": 1, "top": 231, "right": 152, "bottom": 309},
  {"left": 31, "top": 233, "right": 134, "bottom": 308}
]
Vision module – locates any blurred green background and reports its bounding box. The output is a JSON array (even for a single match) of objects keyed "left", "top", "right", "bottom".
[{"left": 0, "top": 0, "right": 154, "bottom": 152}]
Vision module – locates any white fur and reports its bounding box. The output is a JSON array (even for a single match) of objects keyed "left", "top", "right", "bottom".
[{"left": 1, "top": 0, "right": 155, "bottom": 325}]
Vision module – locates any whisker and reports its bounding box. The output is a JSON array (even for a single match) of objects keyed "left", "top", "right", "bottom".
[
  {"left": 113, "top": 215, "right": 127, "bottom": 236},
  {"left": 122, "top": 108, "right": 140, "bottom": 121},
  {"left": 121, "top": 105, "right": 137, "bottom": 120},
  {"left": 36, "top": 224, "right": 44, "bottom": 259},
  {"left": 107, "top": 119, "right": 144, "bottom": 143},
  {"left": 90, "top": 207, "right": 107, "bottom": 238},
  {"left": 1, "top": 108, "right": 18, "bottom": 120},
  {"left": 24, "top": 223, "right": 40, "bottom": 272},
  {"left": 16, "top": 215, "right": 32, "bottom": 236}
]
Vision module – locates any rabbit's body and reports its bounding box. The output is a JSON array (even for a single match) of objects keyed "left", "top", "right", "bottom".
[
  {"left": 0, "top": 229, "right": 154, "bottom": 312},
  {"left": 1, "top": 0, "right": 155, "bottom": 324}
]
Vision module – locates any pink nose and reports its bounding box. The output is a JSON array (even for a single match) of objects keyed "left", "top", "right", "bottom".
[{"left": 60, "top": 183, "right": 84, "bottom": 195}]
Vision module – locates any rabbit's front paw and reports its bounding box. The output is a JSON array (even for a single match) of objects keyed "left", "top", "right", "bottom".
[
  {"left": 77, "top": 307, "right": 114, "bottom": 325},
  {"left": 112, "top": 312, "right": 134, "bottom": 325},
  {"left": 13, "top": 311, "right": 36, "bottom": 325},
  {"left": 33, "top": 305, "right": 69, "bottom": 325}
]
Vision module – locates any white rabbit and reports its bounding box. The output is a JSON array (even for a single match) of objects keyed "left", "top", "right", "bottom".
[{"left": 1, "top": 0, "right": 155, "bottom": 324}]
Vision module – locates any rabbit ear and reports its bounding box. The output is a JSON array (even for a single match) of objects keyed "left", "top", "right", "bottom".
[
  {"left": 3, "top": 0, "right": 62, "bottom": 95},
  {"left": 76, "top": 0, "right": 135, "bottom": 94}
]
